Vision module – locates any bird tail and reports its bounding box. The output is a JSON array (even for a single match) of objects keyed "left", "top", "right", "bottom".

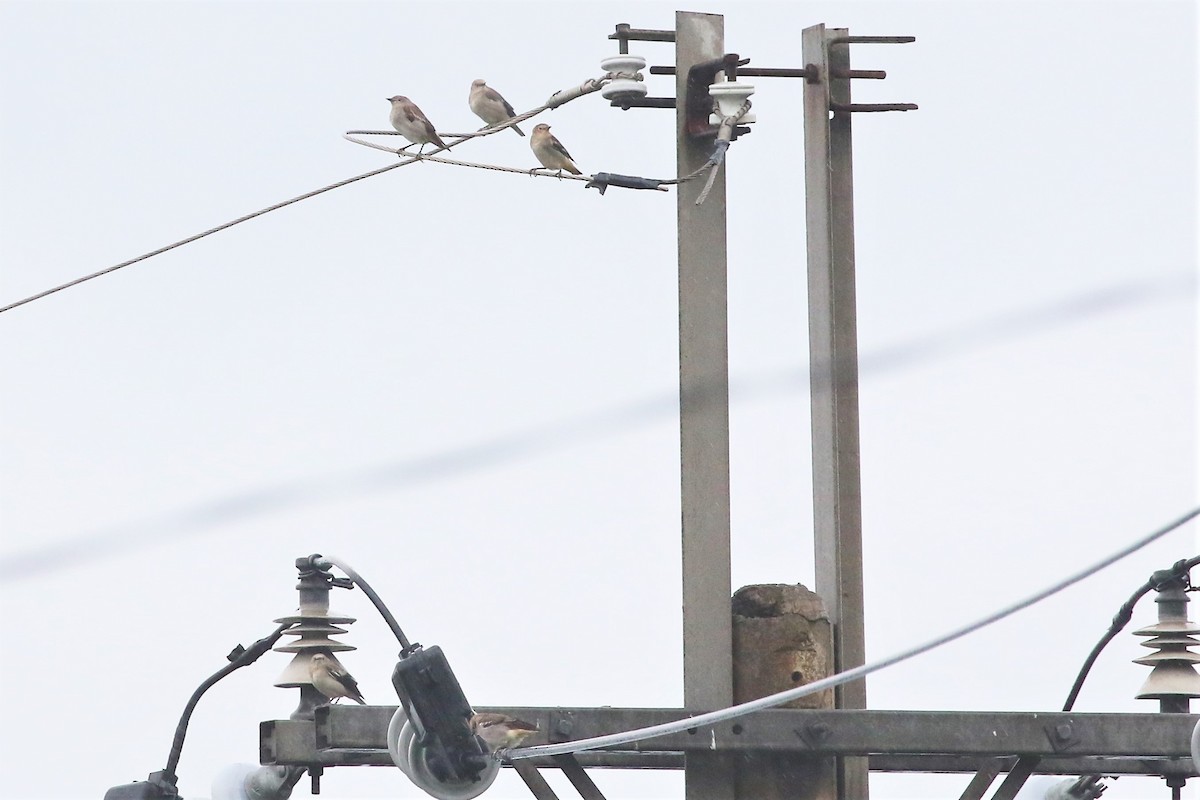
[
  {"left": 565, "top": 164, "right": 582, "bottom": 176},
  {"left": 512, "top": 123, "right": 526, "bottom": 137}
]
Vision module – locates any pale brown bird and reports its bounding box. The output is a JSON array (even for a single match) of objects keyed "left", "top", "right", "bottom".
[
  {"left": 469, "top": 79, "right": 524, "bottom": 136},
  {"left": 530, "top": 123, "right": 581, "bottom": 176},
  {"left": 387, "top": 95, "right": 448, "bottom": 153},
  {"left": 469, "top": 712, "right": 540, "bottom": 751},
  {"left": 309, "top": 653, "right": 366, "bottom": 705}
]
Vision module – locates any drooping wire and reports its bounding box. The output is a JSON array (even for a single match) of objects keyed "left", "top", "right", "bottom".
[
  {"left": 0, "top": 160, "right": 407, "bottom": 315},
  {"left": 315, "top": 554, "right": 416, "bottom": 656},
  {"left": 341, "top": 87, "right": 751, "bottom": 196},
  {"left": 505, "top": 505, "right": 1200, "bottom": 760},
  {"left": 1060, "top": 555, "right": 1200, "bottom": 712},
  {"left": 0, "top": 75, "right": 614, "bottom": 316},
  {"left": 0, "top": 273, "right": 1192, "bottom": 582}
]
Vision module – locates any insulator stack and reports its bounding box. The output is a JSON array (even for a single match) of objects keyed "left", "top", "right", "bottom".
[
  {"left": 273, "top": 556, "right": 358, "bottom": 719},
  {"left": 1133, "top": 574, "right": 1200, "bottom": 713}
]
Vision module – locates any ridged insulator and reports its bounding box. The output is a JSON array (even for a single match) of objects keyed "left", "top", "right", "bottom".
[
  {"left": 1134, "top": 579, "right": 1200, "bottom": 709},
  {"left": 273, "top": 562, "right": 357, "bottom": 689}
]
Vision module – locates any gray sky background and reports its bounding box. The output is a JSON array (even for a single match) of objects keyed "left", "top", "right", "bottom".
[{"left": 1, "top": 2, "right": 1197, "bottom": 799}]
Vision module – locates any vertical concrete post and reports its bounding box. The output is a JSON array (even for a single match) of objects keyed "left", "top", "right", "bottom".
[
  {"left": 803, "top": 22, "right": 869, "bottom": 799},
  {"left": 733, "top": 584, "right": 837, "bottom": 800},
  {"left": 676, "top": 10, "right": 735, "bottom": 800}
]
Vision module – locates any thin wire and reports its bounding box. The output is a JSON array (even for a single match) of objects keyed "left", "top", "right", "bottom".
[
  {"left": 340, "top": 102, "right": 750, "bottom": 191},
  {"left": 506, "top": 504, "right": 1200, "bottom": 760},
  {"left": 0, "top": 75, "right": 611, "bottom": 316},
  {"left": 1, "top": 273, "right": 1191, "bottom": 581},
  {"left": 343, "top": 90, "right": 561, "bottom": 153},
  {"left": 358, "top": 148, "right": 595, "bottom": 182},
  {"left": 0, "top": 160, "right": 410, "bottom": 315},
  {"left": 1061, "top": 554, "right": 1200, "bottom": 712}
]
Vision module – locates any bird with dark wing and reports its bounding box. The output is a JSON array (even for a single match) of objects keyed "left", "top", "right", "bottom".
[
  {"left": 309, "top": 653, "right": 366, "bottom": 705},
  {"left": 388, "top": 95, "right": 448, "bottom": 153},
  {"left": 469, "top": 712, "right": 540, "bottom": 751}
]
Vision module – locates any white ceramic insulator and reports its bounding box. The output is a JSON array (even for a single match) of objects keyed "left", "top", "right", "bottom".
[
  {"left": 386, "top": 706, "right": 499, "bottom": 800},
  {"left": 708, "top": 80, "right": 757, "bottom": 124},
  {"left": 600, "top": 55, "right": 648, "bottom": 101}
]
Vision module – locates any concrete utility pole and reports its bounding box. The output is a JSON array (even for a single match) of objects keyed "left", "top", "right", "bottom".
[
  {"left": 802, "top": 23, "right": 869, "bottom": 800},
  {"left": 674, "top": 11, "right": 735, "bottom": 800},
  {"left": 256, "top": 16, "right": 1200, "bottom": 800}
]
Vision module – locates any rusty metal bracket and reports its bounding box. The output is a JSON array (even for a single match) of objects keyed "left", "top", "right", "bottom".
[
  {"left": 830, "top": 102, "right": 919, "bottom": 113},
  {"left": 609, "top": 23, "right": 675, "bottom": 54},
  {"left": 829, "top": 35, "right": 917, "bottom": 45},
  {"left": 652, "top": 65, "right": 887, "bottom": 81},
  {"left": 610, "top": 97, "right": 675, "bottom": 109}
]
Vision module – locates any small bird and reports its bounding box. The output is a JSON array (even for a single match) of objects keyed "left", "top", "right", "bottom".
[
  {"left": 309, "top": 653, "right": 366, "bottom": 705},
  {"left": 469, "top": 712, "right": 540, "bottom": 751},
  {"left": 469, "top": 79, "right": 525, "bottom": 136},
  {"left": 387, "top": 95, "right": 448, "bottom": 154},
  {"left": 530, "top": 123, "right": 581, "bottom": 176}
]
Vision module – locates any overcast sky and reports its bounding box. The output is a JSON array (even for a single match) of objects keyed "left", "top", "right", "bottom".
[{"left": 1, "top": 2, "right": 1197, "bottom": 799}]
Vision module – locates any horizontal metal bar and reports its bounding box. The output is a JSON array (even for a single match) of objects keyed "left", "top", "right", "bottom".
[
  {"left": 263, "top": 718, "right": 1198, "bottom": 778},
  {"left": 610, "top": 97, "right": 676, "bottom": 109},
  {"left": 830, "top": 102, "right": 919, "bottom": 112},
  {"left": 261, "top": 735, "right": 1199, "bottom": 778},
  {"left": 832, "top": 69, "right": 887, "bottom": 80},
  {"left": 829, "top": 35, "right": 916, "bottom": 45},
  {"left": 609, "top": 25, "right": 675, "bottom": 43},
  {"left": 648, "top": 66, "right": 887, "bottom": 80},
  {"left": 871, "top": 755, "right": 1196, "bottom": 778},
  {"left": 301, "top": 706, "right": 1200, "bottom": 759}
]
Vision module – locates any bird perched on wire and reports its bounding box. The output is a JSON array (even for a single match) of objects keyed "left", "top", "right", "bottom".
[
  {"left": 309, "top": 653, "right": 366, "bottom": 705},
  {"left": 530, "top": 123, "right": 581, "bottom": 176},
  {"left": 387, "top": 95, "right": 448, "bottom": 154},
  {"left": 469, "top": 712, "right": 540, "bottom": 752},
  {"left": 469, "top": 79, "right": 525, "bottom": 137}
]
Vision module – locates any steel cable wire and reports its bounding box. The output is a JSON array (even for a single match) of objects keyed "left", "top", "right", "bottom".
[{"left": 506, "top": 505, "right": 1200, "bottom": 759}]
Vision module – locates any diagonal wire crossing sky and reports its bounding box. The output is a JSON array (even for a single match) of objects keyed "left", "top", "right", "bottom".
[{"left": 1, "top": 272, "right": 1193, "bottom": 580}]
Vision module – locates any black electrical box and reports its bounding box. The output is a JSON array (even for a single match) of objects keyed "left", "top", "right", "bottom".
[{"left": 392, "top": 645, "right": 488, "bottom": 782}]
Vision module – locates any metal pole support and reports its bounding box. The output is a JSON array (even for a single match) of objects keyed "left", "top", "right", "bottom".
[
  {"left": 676, "top": 9, "right": 736, "bottom": 800},
  {"left": 802, "top": 23, "right": 868, "bottom": 800}
]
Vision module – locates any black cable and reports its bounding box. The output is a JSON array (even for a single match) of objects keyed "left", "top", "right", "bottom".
[
  {"left": 315, "top": 555, "right": 417, "bottom": 656},
  {"left": 162, "top": 622, "right": 294, "bottom": 785},
  {"left": 1061, "top": 555, "right": 1200, "bottom": 712}
]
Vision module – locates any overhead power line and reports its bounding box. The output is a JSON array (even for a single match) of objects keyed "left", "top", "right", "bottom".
[
  {"left": 506, "top": 507, "right": 1200, "bottom": 759},
  {"left": 0, "top": 74, "right": 614, "bottom": 315},
  {"left": 0, "top": 273, "right": 1192, "bottom": 581}
]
